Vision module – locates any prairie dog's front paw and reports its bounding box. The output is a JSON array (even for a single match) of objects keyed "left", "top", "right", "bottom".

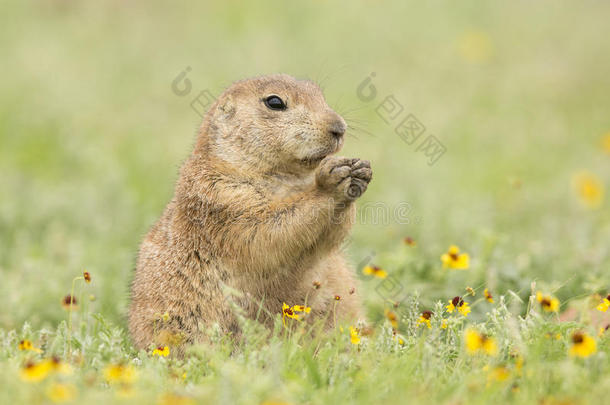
[{"left": 315, "top": 156, "right": 372, "bottom": 201}]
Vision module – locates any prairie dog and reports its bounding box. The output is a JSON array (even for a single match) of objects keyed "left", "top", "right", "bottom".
[{"left": 128, "top": 74, "right": 372, "bottom": 350}]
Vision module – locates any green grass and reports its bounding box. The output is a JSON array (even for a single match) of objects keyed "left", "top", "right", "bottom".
[{"left": 1, "top": 1, "right": 609, "bottom": 403}]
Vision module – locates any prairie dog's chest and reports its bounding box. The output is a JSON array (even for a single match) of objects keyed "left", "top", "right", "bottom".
[{"left": 263, "top": 173, "right": 315, "bottom": 201}]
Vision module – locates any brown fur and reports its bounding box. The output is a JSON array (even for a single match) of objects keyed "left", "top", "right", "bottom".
[{"left": 128, "top": 74, "right": 372, "bottom": 351}]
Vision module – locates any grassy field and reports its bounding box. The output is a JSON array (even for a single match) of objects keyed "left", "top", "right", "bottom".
[{"left": 1, "top": 1, "right": 609, "bottom": 404}]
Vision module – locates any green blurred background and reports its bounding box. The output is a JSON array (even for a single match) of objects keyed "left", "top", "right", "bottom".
[{"left": 1, "top": 0, "right": 608, "bottom": 330}]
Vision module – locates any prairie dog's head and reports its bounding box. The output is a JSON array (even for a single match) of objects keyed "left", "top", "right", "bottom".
[{"left": 203, "top": 74, "right": 346, "bottom": 175}]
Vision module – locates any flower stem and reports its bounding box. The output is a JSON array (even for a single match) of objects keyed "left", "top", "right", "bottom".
[{"left": 67, "top": 276, "right": 83, "bottom": 361}]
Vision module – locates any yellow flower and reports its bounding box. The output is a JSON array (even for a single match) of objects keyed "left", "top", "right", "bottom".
[
  {"left": 18, "top": 339, "right": 42, "bottom": 353},
  {"left": 465, "top": 286, "right": 475, "bottom": 296},
  {"left": 487, "top": 366, "right": 510, "bottom": 383},
  {"left": 384, "top": 309, "right": 398, "bottom": 329},
  {"left": 465, "top": 329, "right": 498, "bottom": 356},
  {"left": 292, "top": 305, "right": 311, "bottom": 313},
  {"left": 536, "top": 292, "right": 560, "bottom": 312},
  {"left": 83, "top": 271, "right": 91, "bottom": 283},
  {"left": 457, "top": 30, "right": 493, "bottom": 64},
  {"left": 569, "top": 331, "right": 596, "bottom": 358},
  {"left": 441, "top": 245, "right": 470, "bottom": 270},
  {"left": 282, "top": 302, "right": 299, "bottom": 324},
  {"left": 601, "top": 132, "right": 610, "bottom": 154},
  {"left": 484, "top": 288, "right": 494, "bottom": 303},
  {"left": 446, "top": 296, "right": 471, "bottom": 317},
  {"left": 511, "top": 352, "right": 524, "bottom": 373},
  {"left": 349, "top": 326, "right": 360, "bottom": 345},
  {"left": 19, "top": 357, "right": 71, "bottom": 383},
  {"left": 362, "top": 265, "right": 387, "bottom": 279},
  {"left": 20, "top": 360, "right": 52, "bottom": 382},
  {"left": 116, "top": 385, "right": 136, "bottom": 398},
  {"left": 157, "top": 393, "right": 196, "bottom": 405},
  {"left": 152, "top": 346, "right": 170, "bottom": 357},
  {"left": 416, "top": 311, "right": 433, "bottom": 329},
  {"left": 403, "top": 237, "right": 416, "bottom": 246},
  {"left": 596, "top": 295, "right": 610, "bottom": 312},
  {"left": 281, "top": 303, "right": 311, "bottom": 325},
  {"left": 598, "top": 325, "right": 608, "bottom": 337},
  {"left": 48, "top": 357, "right": 72, "bottom": 375},
  {"left": 441, "top": 319, "right": 448, "bottom": 329},
  {"left": 572, "top": 171, "right": 604, "bottom": 209},
  {"left": 104, "top": 364, "right": 137, "bottom": 384},
  {"left": 47, "top": 383, "right": 76, "bottom": 403}
]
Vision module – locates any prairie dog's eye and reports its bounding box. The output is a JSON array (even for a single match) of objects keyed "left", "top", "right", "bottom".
[{"left": 264, "top": 95, "right": 287, "bottom": 111}]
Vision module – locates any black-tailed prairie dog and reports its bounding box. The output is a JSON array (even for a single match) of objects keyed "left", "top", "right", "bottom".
[{"left": 129, "top": 74, "right": 372, "bottom": 350}]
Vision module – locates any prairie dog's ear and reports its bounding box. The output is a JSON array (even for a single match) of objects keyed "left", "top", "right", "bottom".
[{"left": 218, "top": 95, "right": 236, "bottom": 120}]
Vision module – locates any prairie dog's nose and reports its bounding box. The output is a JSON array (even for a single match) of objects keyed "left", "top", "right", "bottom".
[{"left": 328, "top": 116, "right": 347, "bottom": 139}]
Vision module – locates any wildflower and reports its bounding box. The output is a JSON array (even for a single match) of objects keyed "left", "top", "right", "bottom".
[
  {"left": 544, "top": 332, "right": 562, "bottom": 340},
  {"left": 152, "top": 346, "right": 170, "bottom": 357},
  {"left": 362, "top": 265, "right": 387, "bottom": 279},
  {"left": 441, "top": 319, "right": 448, "bottom": 329},
  {"left": 441, "top": 245, "right": 470, "bottom": 270},
  {"left": 19, "top": 356, "right": 71, "bottom": 383},
  {"left": 61, "top": 295, "right": 78, "bottom": 311},
  {"left": 487, "top": 366, "right": 510, "bottom": 383},
  {"left": 20, "top": 360, "right": 52, "bottom": 382},
  {"left": 281, "top": 303, "right": 311, "bottom": 325},
  {"left": 572, "top": 171, "right": 604, "bottom": 209},
  {"left": 116, "top": 385, "right": 136, "bottom": 398},
  {"left": 465, "top": 329, "right": 498, "bottom": 356},
  {"left": 282, "top": 303, "right": 299, "bottom": 325},
  {"left": 602, "top": 133, "right": 610, "bottom": 154},
  {"left": 597, "top": 325, "right": 608, "bottom": 337},
  {"left": 465, "top": 286, "right": 475, "bottom": 296},
  {"left": 158, "top": 393, "right": 196, "bottom": 405},
  {"left": 104, "top": 364, "right": 137, "bottom": 384},
  {"left": 18, "top": 339, "right": 42, "bottom": 353},
  {"left": 392, "top": 331, "right": 405, "bottom": 345},
  {"left": 536, "top": 292, "right": 560, "bottom": 313},
  {"left": 48, "top": 356, "right": 72, "bottom": 375},
  {"left": 293, "top": 305, "right": 311, "bottom": 313},
  {"left": 384, "top": 309, "right": 398, "bottom": 329},
  {"left": 46, "top": 383, "right": 76, "bottom": 403},
  {"left": 596, "top": 294, "right": 610, "bottom": 312},
  {"left": 458, "top": 30, "right": 493, "bottom": 64},
  {"left": 162, "top": 312, "right": 170, "bottom": 322},
  {"left": 403, "top": 237, "right": 416, "bottom": 246},
  {"left": 569, "top": 331, "right": 596, "bottom": 358},
  {"left": 349, "top": 326, "right": 360, "bottom": 345},
  {"left": 83, "top": 271, "right": 91, "bottom": 283},
  {"left": 417, "top": 311, "right": 433, "bottom": 329},
  {"left": 334, "top": 295, "right": 341, "bottom": 301},
  {"left": 484, "top": 288, "right": 494, "bottom": 303},
  {"left": 446, "top": 296, "right": 471, "bottom": 317},
  {"left": 511, "top": 351, "right": 524, "bottom": 373},
  {"left": 312, "top": 281, "right": 321, "bottom": 289}
]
